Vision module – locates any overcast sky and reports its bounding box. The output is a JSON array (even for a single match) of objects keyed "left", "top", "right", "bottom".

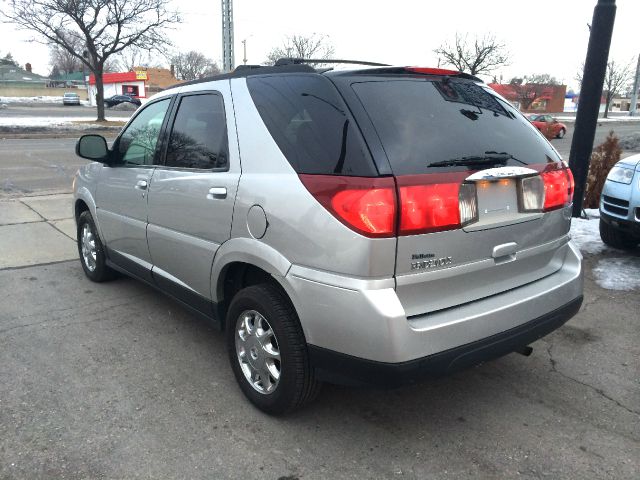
[{"left": 1, "top": 0, "right": 638, "bottom": 91}]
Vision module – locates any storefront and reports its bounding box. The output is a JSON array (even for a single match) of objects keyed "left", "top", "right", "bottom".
[{"left": 87, "top": 71, "right": 147, "bottom": 106}]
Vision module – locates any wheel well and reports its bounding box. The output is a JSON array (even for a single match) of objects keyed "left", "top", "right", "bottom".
[
  {"left": 217, "top": 262, "right": 285, "bottom": 328},
  {"left": 75, "top": 199, "right": 89, "bottom": 222}
]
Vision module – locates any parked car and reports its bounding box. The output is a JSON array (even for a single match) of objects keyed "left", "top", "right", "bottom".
[
  {"left": 599, "top": 154, "right": 640, "bottom": 249},
  {"left": 73, "top": 61, "right": 583, "bottom": 414},
  {"left": 104, "top": 94, "right": 141, "bottom": 108},
  {"left": 528, "top": 114, "right": 567, "bottom": 139},
  {"left": 62, "top": 92, "right": 80, "bottom": 106}
]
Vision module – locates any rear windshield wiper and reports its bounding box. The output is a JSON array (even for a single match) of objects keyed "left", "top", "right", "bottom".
[{"left": 428, "top": 151, "right": 526, "bottom": 168}]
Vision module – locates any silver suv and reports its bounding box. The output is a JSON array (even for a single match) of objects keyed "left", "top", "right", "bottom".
[{"left": 73, "top": 61, "right": 584, "bottom": 414}]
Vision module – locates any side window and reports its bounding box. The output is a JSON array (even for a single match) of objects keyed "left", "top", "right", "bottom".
[
  {"left": 165, "top": 93, "right": 228, "bottom": 170},
  {"left": 115, "top": 98, "right": 171, "bottom": 166},
  {"left": 247, "top": 74, "right": 377, "bottom": 176}
]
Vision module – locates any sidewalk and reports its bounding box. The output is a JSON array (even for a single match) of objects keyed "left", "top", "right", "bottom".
[{"left": 0, "top": 193, "right": 76, "bottom": 269}]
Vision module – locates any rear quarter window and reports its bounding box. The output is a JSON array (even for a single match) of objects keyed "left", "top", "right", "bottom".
[{"left": 247, "top": 74, "right": 377, "bottom": 176}]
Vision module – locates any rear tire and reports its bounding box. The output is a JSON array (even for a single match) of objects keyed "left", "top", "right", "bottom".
[
  {"left": 556, "top": 128, "right": 566, "bottom": 139},
  {"left": 226, "top": 283, "right": 321, "bottom": 414},
  {"left": 599, "top": 219, "right": 637, "bottom": 250},
  {"left": 77, "top": 211, "right": 117, "bottom": 282}
]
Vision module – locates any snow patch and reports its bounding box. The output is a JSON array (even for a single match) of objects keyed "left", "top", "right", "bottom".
[
  {"left": 555, "top": 115, "right": 640, "bottom": 123},
  {"left": 593, "top": 257, "right": 640, "bottom": 291},
  {"left": 570, "top": 215, "right": 606, "bottom": 255},
  {"left": 0, "top": 96, "right": 90, "bottom": 105},
  {"left": 0, "top": 116, "right": 122, "bottom": 127},
  {"left": 584, "top": 208, "right": 600, "bottom": 219},
  {"left": 0, "top": 96, "right": 65, "bottom": 104}
]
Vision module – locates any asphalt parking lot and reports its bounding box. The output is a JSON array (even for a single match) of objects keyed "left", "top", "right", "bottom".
[
  {"left": 0, "top": 119, "right": 639, "bottom": 479},
  {"left": 0, "top": 214, "right": 638, "bottom": 479}
]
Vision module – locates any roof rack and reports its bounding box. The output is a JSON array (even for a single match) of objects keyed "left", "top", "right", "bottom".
[{"left": 274, "top": 58, "right": 390, "bottom": 67}]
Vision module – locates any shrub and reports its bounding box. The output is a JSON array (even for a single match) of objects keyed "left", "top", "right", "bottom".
[{"left": 583, "top": 131, "right": 622, "bottom": 208}]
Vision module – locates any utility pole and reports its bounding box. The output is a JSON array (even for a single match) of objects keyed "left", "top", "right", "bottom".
[
  {"left": 629, "top": 53, "right": 640, "bottom": 116},
  {"left": 221, "top": 0, "right": 234, "bottom": 72},
  {"left": 569, "top": 0, "right": 617, "bottom": 218}
]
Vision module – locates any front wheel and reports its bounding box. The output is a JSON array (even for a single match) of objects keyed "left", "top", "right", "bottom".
[
  {"left": 226, "top": 283, "right": 321, "bottom": 414},
  {"left": 599, "top": 219, "right": 637, "bottom": 250},
  {"left": 77, "top": 211, "right": 116, "bottom": 282}
]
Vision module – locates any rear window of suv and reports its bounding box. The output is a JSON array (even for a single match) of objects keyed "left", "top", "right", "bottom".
[
  {"left": 247, "top": 74, "right": 377, "bottom": 176},
  {"left": 350, "top": 78, "right": 561, "bottom": 175}
]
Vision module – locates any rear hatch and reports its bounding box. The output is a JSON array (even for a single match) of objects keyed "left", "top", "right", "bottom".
[{"left": 333, "top": 70, "right": 574, "bottom": 317}]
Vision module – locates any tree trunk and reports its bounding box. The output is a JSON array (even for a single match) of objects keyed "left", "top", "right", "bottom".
[
  {"left": 603, "top": 92, "right": 612, "bottom": 119},
  {"left": 95, "top": 68, "right": 106, "bottom": 121}
]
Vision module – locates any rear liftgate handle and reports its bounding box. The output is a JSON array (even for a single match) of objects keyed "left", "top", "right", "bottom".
[{"left": 492, "top": 242, "right": 518, "bottom": 264}]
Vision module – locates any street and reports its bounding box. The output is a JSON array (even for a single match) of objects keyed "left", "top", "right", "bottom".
[
  {"left": 1, "top": 119, "right": 639, "bottom": 199},
  {"left": 554, "top": 121, "right": 640, "bottom": 158},
  {"left": 0, "top": 103, "right": 133, "bottom": 119},
  {"left": 0, "top": 116, "right": 639, "bottom": 479},
  {"left": 0, "top": 139, "right": 85, "bottom": 196}
]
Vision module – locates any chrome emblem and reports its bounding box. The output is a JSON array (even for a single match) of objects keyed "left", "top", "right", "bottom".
[{"left": 411, "top": 256, "right": 453, "bottom": 271}]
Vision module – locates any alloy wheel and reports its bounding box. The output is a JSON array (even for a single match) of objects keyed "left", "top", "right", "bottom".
[
  {"left": 235, "top": 309, "right": 281, "bottom": 394},
  {"left": 81, "top": 223, "right": 97, "bottom": 272}
]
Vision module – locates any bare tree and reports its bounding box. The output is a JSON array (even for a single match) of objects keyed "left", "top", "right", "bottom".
[
  {"left": 509, "top": 74, "right": 559, "bottom": 111},
  {"left": 171, "top": 51, "right": 220, "bottom": 80},
  {"left": 49, "top": 40, "right": 84, "bottom": 75},
  {"left": 575, "top": 59, "right": 634, "bottom": 118},
  {"left": 602, "top": 61, "right": 632, "bottom": 118},
  {"left": 266, "top": 34, "right": 335, "bottom": 65},
  {"left": 2, "top": 0, "right": 180, "bottom": 121},
  {"left": 116, "top": 47, "right": 166, "bottom": 72},
  {"left": 434, "top": 34, "right": 510, "bottom": 77}
]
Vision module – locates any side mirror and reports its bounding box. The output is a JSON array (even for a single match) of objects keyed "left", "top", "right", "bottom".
[{"left": 76, "top": 134, "right": 109, "bottom": 162}]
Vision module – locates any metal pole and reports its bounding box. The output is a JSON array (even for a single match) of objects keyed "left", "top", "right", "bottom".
[
  {"left": 242, "top": 39, "right": 247, "bottom": 65},
  {"left": 629, "top": 54, "right": 640, "bottom": 116},
  {"left": 221, "top": 0, "right": 234, "bottom": 72},
  {"left": 569, "top": 0, "right": 617, "bottom": 217}
]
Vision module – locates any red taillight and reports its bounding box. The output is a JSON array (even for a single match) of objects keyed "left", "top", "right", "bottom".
[
  {"left": 399, "top": 184, "right": 460, "bottom": 234},
  {"left": 299, "top": 175, "right": 396, "bottom": 238},
  {"left": 405, "top": 67, "right": 461, "bottom": 76},
  {"left": 299, "top": 173, "right": 477, "bottom": 238},
  {"left": 541, "top": 167, "right": 574, "bottom": 211},
  {"left": 397, "top": 173, "right": 476, "bottom": 235},
  {"left": 331, "top": 188, "right": 396, "bottom": 236}
]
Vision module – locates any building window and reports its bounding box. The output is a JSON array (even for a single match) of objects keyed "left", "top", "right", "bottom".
[{"left": 122, "top": 85, "right": 139, "bottom": 97}]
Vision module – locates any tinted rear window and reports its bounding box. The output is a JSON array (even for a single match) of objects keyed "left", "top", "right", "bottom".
[
  {"left": 351, "top": 78, "right": 561, "bottom": 175},
  {"left": 247, "top": 74, "right": 377, "bottom": 176}
]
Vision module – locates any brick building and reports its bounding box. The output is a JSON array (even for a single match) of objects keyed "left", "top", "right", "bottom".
[{"left": 488, "top": 83, "right": 567, "bottom": 113}]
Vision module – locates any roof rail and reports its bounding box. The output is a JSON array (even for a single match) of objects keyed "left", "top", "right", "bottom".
[{"left": 274, "top": 58, "right": 390, "bottom": 67}]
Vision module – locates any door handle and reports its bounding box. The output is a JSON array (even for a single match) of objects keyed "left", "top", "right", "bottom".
[
  {"left": 207, "top": 187, "right": 227, "bottom": 199},
  {"left": 135, "top": 180, "right": 148, "bottom": 190}
]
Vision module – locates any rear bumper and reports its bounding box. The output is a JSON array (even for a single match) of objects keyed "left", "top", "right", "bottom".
[
  {"left": 284, "top": 240, "right": 583, "bottom": 367},
  {"left": 309, "top": 295, "right": 582, "bottom": 386}
]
